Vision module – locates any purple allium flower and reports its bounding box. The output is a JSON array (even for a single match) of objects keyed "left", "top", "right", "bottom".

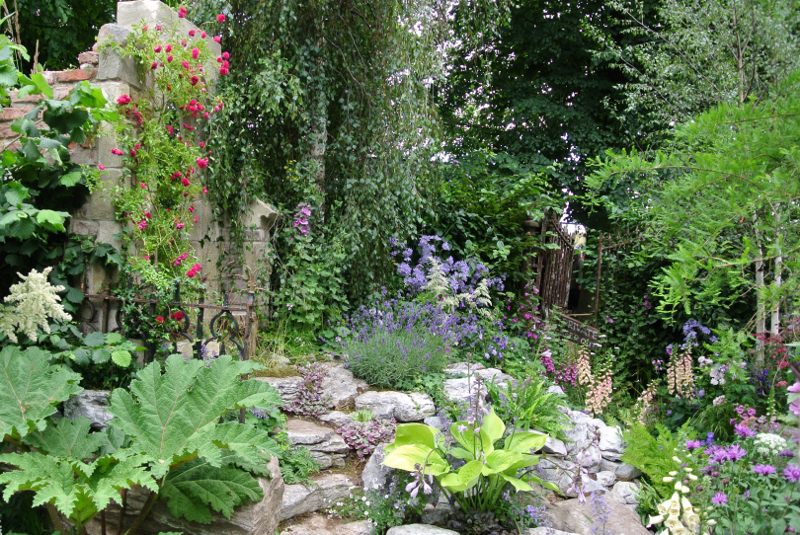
[
  {"left": 784, "top": 464, "right": 800, "bottom": 483},
  {"left": 711, "top": 491, "right": 728, "bottom": 506},
  {"left": 752, "top": 464, "right": 776, "bottom": 476},
  {"left": 686, "top": 440, "right": 703, "bottom": 451}
]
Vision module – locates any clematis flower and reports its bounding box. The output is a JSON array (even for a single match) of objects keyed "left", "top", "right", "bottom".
[
  {"left": 167, "top": 55, "right": 174, "bottom": 63},
  {"left": 216, "top": 13, "right": 226, "bottom": 23},
  {"left": 170, "top": 311, "right": 185, "bottom": 321},
  {"left": 201, "top": 31, "right": 207, "bottom": 38},
  {"left": 176, "top": 221, "right": 185, "bottom": 230},
  {"left": 181, "top": 60, "right": 190, "bottom": 70},
  {"left": 150, "top": 61, "right": 158, "bottom": 70},
  {"left": 213, "top": 35, "right": 222, "bottom": 43},
  {"left": 177, "top": 6, "right": 188, "bottom": 18},
  {"left": 195, "top": 157, "right": 209, "bottom": 169},
  {"left": 191, "top": 47, "right": 200, "bottom": 59},
  {"left": 97, "top": 163, "right": 106, "bottom": 170},
  {"left": 190, "top": 75, "right": 199, "bottom": 85},
  {"left": 139, "top": 182, "right": 147, "bottom": 189},
  {"left": 155, "top": 315, "right": 165, "bottom": 324},
  {"left": 111, "top": 148, "right": 124, "bottom": 156},
  {"left": 165, "top": 44, "right": 172, "bottom": 53},
  {"left": 181, "top": 177, "right": 191, "bottom": 187},
  {"left": 188, "top": 29, "right": 196, "bottom": 37},
  {"left": 116, "top": 94, "right": 131, "bottom": 105},
  {"left": 153, "top": 45, "right": 162, "bottom": 53}
]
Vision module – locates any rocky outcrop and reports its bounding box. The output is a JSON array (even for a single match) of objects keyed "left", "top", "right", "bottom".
[
  {"left": 286, "top": 419, "right": 350, "bottom": 469},
  {"left": 279, "top": 473, "right": 356, "bottom": 521},
  {"left": 63, "top": 390, "right": 113, "bottom": 429},
  {"left": 546, "top": 497, "right": 651, "bottom": 535},
  {"left": 386, "top": 525, "right": 460, "bottom": 535},
  {"left": 354, "top": 391, "right": 435, "bottom": 422},
  {"left": 280, "top": 514, "right": 372, "bottom": 535}
]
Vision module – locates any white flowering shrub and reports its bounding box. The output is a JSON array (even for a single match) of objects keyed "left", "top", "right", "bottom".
[
  {"left": 0, "top": 267, "right": 71, "bottom": 343},
  {"left": 754, "top": 432, "right": 788, "bottom": 457}
]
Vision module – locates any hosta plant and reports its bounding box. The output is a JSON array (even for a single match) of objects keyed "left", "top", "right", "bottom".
[
  {"left": 0, "top": 353, "right": 282, "bottom": 534},
  {"left": 382, "top": 408, "right": 558, "bottom": 516}
]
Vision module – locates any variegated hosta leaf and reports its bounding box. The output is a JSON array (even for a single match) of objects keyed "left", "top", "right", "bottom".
[{"left": 0, "top": 345, "right": 82, "bottom": 441}]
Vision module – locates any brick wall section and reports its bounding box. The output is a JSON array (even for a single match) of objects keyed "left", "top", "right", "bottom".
[{"left": 4, "top": 0, "right": 276, "bottom": 301}]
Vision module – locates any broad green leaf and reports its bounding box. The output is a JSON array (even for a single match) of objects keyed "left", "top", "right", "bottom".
[
  {"left": 481, "top": 408, "right": 505, "bottom": 444},
  {"left": 111, "top": 350, "right": 132, "bottom": 368},
  {"left": 211, "top": 422, "right": 280, "bottom": 476},
  {"left": 83, "top": 331, "right": 105, "bottom": 347},
  {"left": 35, "top": 209, "right": 68, "bottom": 232},
  {"left": 387, "top": 423, "right": 438, "bottom": 452},
  {"left": 109, "top": 355, "right": 282, "bottom": 477},
  {"left": 105, "top": 332, "right": 124, "bottom": 344},
  {"left": 500, "top": 474, "right": 533, "bottom": 492},
  {"left": 26, "top": 417, "right": 105, "bottom": 460},
  {"left": 0, "top": 346, "right": 82, "bottom": 440},
  {"left": 483, "top": 449, "right": 523, "bottom": 475},
  {"left": 382, "top": 444, "right": 449, "bottom": 476},
  {"left": 59, "top": 171, "right": 83, "bottom": 187},
  {"left": 160, "top": 459, "right": 263, "bottom": 523},
  {"left": 505, "top": 431, "right": 547, "bottom": 454}
]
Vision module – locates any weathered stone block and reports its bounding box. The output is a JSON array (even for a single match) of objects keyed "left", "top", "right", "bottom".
[
  {"left": 96, "top": 24, "right": 140, "bottom": 87},
  {"left": 76, "top": 168, "right": 123, "bottom": 220}
]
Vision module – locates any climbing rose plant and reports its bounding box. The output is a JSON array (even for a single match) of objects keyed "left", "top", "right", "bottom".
[{"left": 108, "top": 10, "right": 229, "bottom": 291}]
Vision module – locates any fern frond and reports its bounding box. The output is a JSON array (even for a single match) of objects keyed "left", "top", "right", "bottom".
[{"left": 0, "top": 345, "right": 82, "bottom": 440}]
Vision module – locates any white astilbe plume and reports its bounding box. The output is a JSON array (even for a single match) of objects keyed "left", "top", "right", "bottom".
[
  {"left": 424, "top": 257, "right": 493, "bottom": 315},
  {"left": 0, "top": 267, "right": 71, "bottom": 342}
]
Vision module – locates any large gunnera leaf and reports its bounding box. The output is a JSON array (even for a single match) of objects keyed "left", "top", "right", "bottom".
[
  {"left": 160, "top": 456, "right": 264, "bottom": 523},
  {"left": 109, "top": 354, "right": 281, "bottom": 477},
  {"left": 0, "top": 345, "right": 82, "bottom": 440}
]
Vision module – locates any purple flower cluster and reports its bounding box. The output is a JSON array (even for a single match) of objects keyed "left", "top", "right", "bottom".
[
  {"left": 337, "top": 418, "right": 396, "bottom": 460},
  {"left": 391, "top": 235, "right": 503, "bottom": 296},
  {"left": 286, "top": 363, "right": 331, "bottom": 417},
  {"left": 292, "top": 203, "right": 311, "bottom": 236},
  {"left": 706, "top": 444, "right": 747, "bottom": 464},
  {"left": 785, "top": 464, "right": 800, "bottom": 483}
]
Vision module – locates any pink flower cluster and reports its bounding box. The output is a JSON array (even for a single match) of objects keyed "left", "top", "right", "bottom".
[
  {"left": 293, "top": 203, "right": 312, "bottom": 236},
  {"left": 186, "top": 263, "right": 202, "bottom": 278}
]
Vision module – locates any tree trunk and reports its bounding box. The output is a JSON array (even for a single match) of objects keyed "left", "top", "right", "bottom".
[
  {"left": 771, "top": 207, "right": 782, "bottom": 336},
  {"left": 753, "top": 212, "right": 766, "bottom": 366}
]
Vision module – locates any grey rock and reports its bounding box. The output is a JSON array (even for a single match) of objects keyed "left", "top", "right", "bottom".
[
  {"left": 362, "top": 444, "right": 392, "bottom": 491},
  {"left": 595, "top": 470, "right": 617, "bottom": 487},
  {"left": 279, "top": 473, "right": 356, "bottom": 521},
  {"left": 286, "top": 419, "right": 350, "bottom": 469},
  {"left": 544, "top": 436, "right": 568, "bottom": 456},
  {"left": 614, "top": 463, "right": 641, "bottom": 481},
  {"left": 546, "top": 497, "right": 650, "bottom": 535},
  {"left": 526, "top": 528, "right": 579, "bottom": 535},
  {"left": 420, "top": 494, "right": 453, "bottom": 525},
  {"left": 581, "top": 477, "right": 608, "bottom": 495},
  {"left": 319, "top": 411, "right": 353, "bottom": 429},
  {"left": 443, "top": 361, "right": 486, "bottom": 377},
  {"left": 610, "top": 481, "right": 640, "bottom": 506},
  {"left": 575, "top": 446, "right": 602, "bottom": 472},
  {"left": 547, "top": 385, "right": 566, "bottom": 396},
  {"left": 537, "top": 458, "right": 579, "bottom": 497},
  {"left": 354, "top": 391, "right": 435, "bottom": 422},
  {"left": 281, "top": 515, "right": 372, "bottom": 535},
  {"left": 96, "top": 24, "right": 140, "bottom": 88},
  {"left": 423, "top": 414, "right": 450, "bottom": 433},
  {"left": 63, "top": 390, "right": 112, "bottom": 429},
  {"left": 386, "top": 525, "right": 459, "bottom": 535},
  {"left": 598, "top": 425, "right": 625, "bottom": 455},
  {"left": 322, "top": 365, "right": 368, "bottom": 409},
  {"left": 258, "top": 376, "right": 302, "bottom": 407}
]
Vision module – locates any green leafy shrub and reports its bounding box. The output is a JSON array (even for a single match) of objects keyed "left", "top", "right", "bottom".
[
  {"left": 278, "top": 446, "right": 321, "bottom": 485},
  {"left": 486, "top": 378, "right": 568, "bottom": 441},
  {"left": 621, "top": 422, "right": 686, "bottom": 499},
  {"left": 0, "top": 351, "right": 283, "bottom": 533}
]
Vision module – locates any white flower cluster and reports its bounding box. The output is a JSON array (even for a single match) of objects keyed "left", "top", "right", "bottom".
[
  {"left": 0, "top": 267, "right": 71, "bottom": 343},
  {"left": 648, "top": 457, "right": 707, "bottom": 535},
  {"left": 754, "top": 433, "right": 788, "bottom": 457},
  {"left": 424, "top": 257, "right": 492, "bottom": 315}
]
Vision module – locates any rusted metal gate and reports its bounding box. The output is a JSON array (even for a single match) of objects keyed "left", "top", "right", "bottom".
[{"left": 534, "top": 212, "right": 574, "bottom": 310}]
